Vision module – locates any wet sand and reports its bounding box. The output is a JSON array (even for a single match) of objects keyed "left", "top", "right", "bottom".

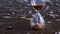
[{"left": 0, "top": 17, "right": 60, "bottom": 34}]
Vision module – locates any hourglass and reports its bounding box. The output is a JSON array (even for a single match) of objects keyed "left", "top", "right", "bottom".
[{"left": 30, "top": 0, "right": 49, "bottom": 29}]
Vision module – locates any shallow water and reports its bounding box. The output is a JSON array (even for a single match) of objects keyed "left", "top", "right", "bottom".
[{"left": 0, "top": 0, "right": 60, "bottom": 34}]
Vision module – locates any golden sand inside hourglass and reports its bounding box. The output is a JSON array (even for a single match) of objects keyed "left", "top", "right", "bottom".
[
  {"left": 33, "top": 23, "right": 45, "bottom": 29},
  {"left": 32, "top": 5, "right": 44, "bottom": 11}
]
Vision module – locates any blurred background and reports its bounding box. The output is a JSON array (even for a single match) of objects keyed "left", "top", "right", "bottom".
[{"left": 0, "top": 0, "right": 60, "bottom": 34}]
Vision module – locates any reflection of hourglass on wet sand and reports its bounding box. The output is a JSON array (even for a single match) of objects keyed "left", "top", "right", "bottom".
[{"left": 30, "top": 0, "right": 50, "bottom": 29}]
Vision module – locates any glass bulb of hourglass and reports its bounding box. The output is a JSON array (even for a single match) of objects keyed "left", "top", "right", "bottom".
[{"left": 31, "top": 0, "right": 46, "bottom": 12}]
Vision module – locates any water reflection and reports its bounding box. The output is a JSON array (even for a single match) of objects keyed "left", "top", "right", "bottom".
[{"left": 55, "top": 31, "right": 60, "bottom": 34}]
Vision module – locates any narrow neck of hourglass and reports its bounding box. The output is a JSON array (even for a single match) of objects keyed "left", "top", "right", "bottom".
[{"left": 35, "top": 10, "right": 40, "bottom": 13}]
